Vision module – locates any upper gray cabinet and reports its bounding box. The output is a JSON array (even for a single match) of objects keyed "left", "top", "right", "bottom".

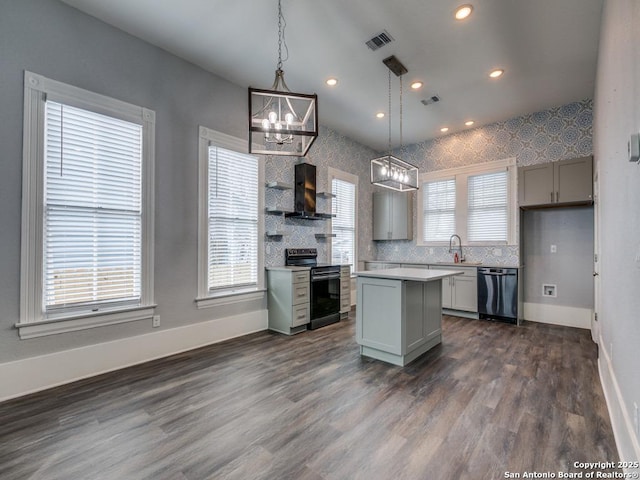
[
  {"left": 518, "top": 156, "right": 593, "bottom": 208},
  {"left": 372, "top": 191, "right": 413, "bottom": 240}
]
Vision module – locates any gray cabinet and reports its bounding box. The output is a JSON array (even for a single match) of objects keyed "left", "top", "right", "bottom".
[
  {"left": 356, "top": 276, "right": 442, "bottom": 366},
  {"left": 372, "top": 191, "right": 413, "bottom": 240},
  {"left": 267, "top": 269, "right": 310, "bottom": 335},
  {"left": 519, "top": 156, "right": 593, "bottom": 207},
  {"left": 430, "top": 265, "right": 478, "bottom": 312}
]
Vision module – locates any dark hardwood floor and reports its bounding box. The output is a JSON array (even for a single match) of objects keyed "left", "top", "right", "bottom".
[{"left": 0, "top": 314, "right": 619, "bottom": 480}]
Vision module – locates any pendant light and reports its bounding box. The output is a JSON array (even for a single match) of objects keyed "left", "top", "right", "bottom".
[
  {"left": 370, "top": 55, "right": 419, "bottom": 191},
  {"left": 248, "top": 0, "right": 318, "bottom": 156}
]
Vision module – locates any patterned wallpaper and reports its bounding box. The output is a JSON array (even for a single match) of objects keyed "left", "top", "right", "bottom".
[
  {"left": 264, "top": 125, "right": 377, "bottom": 267},
  {"left": 376, "top": 99, "right": 593, "bottom": 267},
  {"left": 264, "top": 99, "right": 593, "bottom": 268}
]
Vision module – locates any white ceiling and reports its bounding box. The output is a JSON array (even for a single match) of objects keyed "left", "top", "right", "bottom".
[{"left": 60, "top": 0, "right": 603, "bottom": 152}]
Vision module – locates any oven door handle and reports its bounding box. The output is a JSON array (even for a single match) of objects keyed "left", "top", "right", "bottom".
[{"left": 311, "top": 273, "right": 341, "bottom": 281}]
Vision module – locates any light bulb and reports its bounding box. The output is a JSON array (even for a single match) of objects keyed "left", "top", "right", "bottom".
[
  {"left": 268, "top": 111, "right": 278, "bottom": 124},
  {"left": 285, "top": 113, "right": 294, "bottom": 125},
  {"left": 404, "top": 173, "right": 409, "bottom": 183},
  {"left": 393, "top": 170, "right": 399, "bottom": 180},
  {"left": 261, "top": 119, "right": 270, "bottom": 129},
  {"left": 274, "top": 121, "right": 282, "bottom": 141},
  {"left": 381, "top": 165, "right": 387, "bottom": 176}
]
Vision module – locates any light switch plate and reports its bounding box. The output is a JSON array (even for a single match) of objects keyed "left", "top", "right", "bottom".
[{"left": 629, "top": 133, "right": 640, "bottom": 162}]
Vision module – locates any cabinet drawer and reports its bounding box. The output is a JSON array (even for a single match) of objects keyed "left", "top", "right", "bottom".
[
  {"left": 292, "top": 271, "right": 310, "bottom": 284},
  {"left": 292, "top": 303, "right": 310, "bottom": 327},
  {"left": 292, "top": 283, "right": 309, "bottom": 305},
  {"left": 340, "top": 282, "right": 351, "bottom": 295}
]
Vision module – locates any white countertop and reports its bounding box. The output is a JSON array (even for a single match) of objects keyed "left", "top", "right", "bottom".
[{"left": 356, "top": 267, "right": 463, "bottom": 282}]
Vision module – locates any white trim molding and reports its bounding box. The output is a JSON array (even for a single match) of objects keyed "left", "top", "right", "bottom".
[
  {"left": 598, "top": 333, "right": 640, "bottom": 467},
  {"left": 1, "top": 309, "right": 268, "bottom": 403},
  {"left": 523, "top": 302, "right": 592, "bottom": 329}
]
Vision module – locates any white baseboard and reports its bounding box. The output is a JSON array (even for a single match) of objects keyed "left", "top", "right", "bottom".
[
  {"left": 0, "top": 309, "right": 268, "bottom": 403},
  {"left": 523, "top": 302, "right": 592, "bottom": 329},
  {"left": 597, "top": 334, "right": 640, "bottom": 468}
]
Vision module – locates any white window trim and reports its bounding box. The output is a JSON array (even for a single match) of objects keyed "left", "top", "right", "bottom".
[
  {"left": 416, "top": 158, "right": 517, "bottom": 246},
  {"left": 18, "top": 71, "right": 155, "bottom": 339},
  {"left": 195, "top": 126, "right": 265, "bottom": 308},
  {"left": 328, "top": 167, "right": 358, "bottom": 271}
]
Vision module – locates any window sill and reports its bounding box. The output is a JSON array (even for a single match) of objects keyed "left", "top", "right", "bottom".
[
  {"left": 195, "top": 288, "right": 266, "bottom": 309},
  {"left": 15, "top": 305, "right": 157, "bottom": 339}
]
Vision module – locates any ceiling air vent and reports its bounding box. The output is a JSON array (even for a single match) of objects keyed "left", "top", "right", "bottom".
[
  {"left": 365, "top": 30, "right": 394, "bottom": 51},
  {"left": 421, "top": 95, "right": 441, "bottom": 106}
]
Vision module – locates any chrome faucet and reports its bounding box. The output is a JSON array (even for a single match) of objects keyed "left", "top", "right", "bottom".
[{"left": 448, "top": 234, "right": 465, "bottom": 262}]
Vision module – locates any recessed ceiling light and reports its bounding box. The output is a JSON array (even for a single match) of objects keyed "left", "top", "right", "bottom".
[
  {"left": 489, "top": 69, "right": 504, "bottom": 78},
  {"left": 410, "top": 81, "right": 423, "bottom": 90},
  {"left": 376, "top": 112, "right": 385, "bottom": 119},
  {"left": 326, "top": 78, "right": 338, "bottom": 86},
  {"left": 455, "top": 4, "right": 473, "bottom": 20},
  {"left": 440, "top": 127, "right": 449, "bottom": 133},
  {"left": 465, "top": 120, "right": 474, "bottom": 126}
]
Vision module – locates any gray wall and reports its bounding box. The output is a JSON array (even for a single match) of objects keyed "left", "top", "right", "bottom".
[
  {"left": 522, "top": 207, "right": 594, "bottom": 308},
  {"left": 593, "top": 0, "right": 640, "bottom": 455},
  {"left": 0, "top": 0, "right": 378, "bottom": 364}
]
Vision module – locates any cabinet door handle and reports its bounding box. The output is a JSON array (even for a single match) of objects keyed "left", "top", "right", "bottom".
[
  {"left": 550, "top": 192, "right": 554, "bottom": 202},
  {"left": 556, "top": 191, "right": 559, "bottom": 202}
]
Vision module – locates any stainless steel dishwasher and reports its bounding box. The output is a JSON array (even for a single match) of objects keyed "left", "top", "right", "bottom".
[{"left": 477, "top": 267, "right": 518, "bottom": 324}]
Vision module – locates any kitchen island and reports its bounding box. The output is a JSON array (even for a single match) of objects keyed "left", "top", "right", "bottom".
[{"left": 356, "top": 268, "right": 462, "bottom": 366}]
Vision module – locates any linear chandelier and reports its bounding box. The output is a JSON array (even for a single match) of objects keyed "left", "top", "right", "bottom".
[
  {"left": 370, "top": 55, "right": 419, "bottom": 191},
  {"left": 248, "top": 0, "right": 318, "bottom": 157}
]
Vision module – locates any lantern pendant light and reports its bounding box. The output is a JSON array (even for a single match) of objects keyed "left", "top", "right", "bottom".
[
  {"left": 248, "top": 0, "right": 318, "bottom": 156},
  {"left": 370, "top": 55, "right": 419, "bottom": 191}
]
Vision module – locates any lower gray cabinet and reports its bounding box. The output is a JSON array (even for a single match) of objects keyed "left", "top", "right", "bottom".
[
  {"left": 429, "top": 265, "right": 478, "bottom": 312},
  {"left": 267, "top": 269, "right": 310, "bottom": 335}
]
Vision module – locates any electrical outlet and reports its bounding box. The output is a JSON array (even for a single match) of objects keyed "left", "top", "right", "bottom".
[
  {"left": 265, "top": 244, "right": 271, "bottom": 255},
  {"left": 152, "top": 315, "right": 160, "bottom": 328},
  {"left": 542, "top": 284, "right": 557, "bottom": 297},
  {"left": 550, "top": 244, "right": 557, "bottom": 253},
  {"left": 429, "top": 248, "right": 434, "bottom": 255}
]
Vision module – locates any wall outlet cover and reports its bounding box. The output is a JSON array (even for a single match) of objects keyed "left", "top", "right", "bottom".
[
  {"left": 542, "top": 284, "right": 557, "bottom": 297},
  {"left": 550, "top": 244, "right": 557, "bottom": 253}
]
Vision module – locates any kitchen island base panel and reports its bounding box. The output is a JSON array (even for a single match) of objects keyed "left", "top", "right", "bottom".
[
  {"left": 356, "top": 275, "right": 444, "bottom": 366},
  {"left": 359, "top": 334, "right": 442, "bottom": 367}
]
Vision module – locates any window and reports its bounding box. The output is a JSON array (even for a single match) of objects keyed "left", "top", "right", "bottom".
[
  {"left": 197, "top": 127, "right": 264, "bottom": 307},
  {"left": 329, "top": 168, "right": 358, "bottom": 273},
  {"left": 467, "top": 171, "right": 508, "bottom": 242},
  {"left": 422, "top": 178, "right": 456, "bottom": 242},
  {"left": 417, "top": 158, "right": 516, "bottom": 245},
  {"left": 19, "top": 72, "right": 155, "bottom": 338}
]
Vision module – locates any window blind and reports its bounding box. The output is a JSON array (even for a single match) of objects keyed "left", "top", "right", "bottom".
[
  {"left": 467, "top": 171, "right": 508, "bottom": 242},
  {"left": 422, "top": 179, "right": 456, "bottom": 242},
  {"left": 44, "top": 101, "right": 143, "bottom": 312},
  {"left": 331, "top": 178, "right": 356, "bottom": 270},
  {"left": 208, "top": 146, "right": 258, "bottom": 291}
]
